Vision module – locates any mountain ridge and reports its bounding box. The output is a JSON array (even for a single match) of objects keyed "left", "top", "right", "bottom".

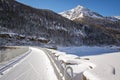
[
  {"left": 0, "top": 1, "right": 120, "bottom": 46},
  {"left": 60, "top": 5, "right": 120, "bottom": 46},
  {"left": 60, "top": 5, "right": 119, "bottom": 21},
  {"left": 60, "top": 5, "right": 120, "bottom": 30},
  {"left": 0, "top": 0, "right": 84, "bottom": 46},
  {"left": 114, "top": 16, "right": 120, "bottom": 20}
]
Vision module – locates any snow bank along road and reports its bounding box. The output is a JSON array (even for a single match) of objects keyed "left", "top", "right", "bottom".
[
  {"left": 0, "top": 47, "right": 58, "bottom": 80},
  {"left": 48, "top": 48, "right": 120, "bottom": 80}
]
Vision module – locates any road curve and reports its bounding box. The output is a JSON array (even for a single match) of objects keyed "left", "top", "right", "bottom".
[{"left": 0, "top": 47, "right": 58, "bottom": 80}]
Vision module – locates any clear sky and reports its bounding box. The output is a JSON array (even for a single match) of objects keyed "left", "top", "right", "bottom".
[{"left": 17, "top": 0, "right": 120, "bottom": 16}]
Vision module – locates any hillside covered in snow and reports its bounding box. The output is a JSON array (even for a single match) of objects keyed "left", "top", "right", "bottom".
[
  {"left": 0, "top": 0, "right": 83, "bottom": 46},
  {"left": 60, "top": 5, "right": 120, "bottom": 46},
  {"left": 0, "top": 1, "right": 120, "bottom": 46}
]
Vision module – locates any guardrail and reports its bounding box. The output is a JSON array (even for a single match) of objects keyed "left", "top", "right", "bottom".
[
  {"left": 0, "top": 48, "right": 31, "bottom": 75},
  {"left": 41, "top": 48, "right": 73, "bottom": 80}
]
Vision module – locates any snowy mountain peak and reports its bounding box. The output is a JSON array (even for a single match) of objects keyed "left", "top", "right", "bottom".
[
  {"left": 60, "top": 5, "right": 103, "bottom": 20},
  {"left": 76, "top": 5, "right": 84, "bottom": 9},
  {"left": 72, "top": 5, "right": 90, "bottom": 12}
]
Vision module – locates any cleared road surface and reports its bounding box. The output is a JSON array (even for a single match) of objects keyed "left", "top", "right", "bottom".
[{"left": 0, "top": 47, "right": 58, "bottom": 80}]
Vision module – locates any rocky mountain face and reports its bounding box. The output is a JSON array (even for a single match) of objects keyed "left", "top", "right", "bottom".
[
  {"left": 0, "top": 1, "right": 120, "bottom": 46},
  {"left": 60, "top": 5, "right": 120, "bottom": 45},
  {"left": 60, "top": 5, "right": 104, "bottom": 20},
  {"left": 60, "top": 5, "right": 120, "bottom": 29}
]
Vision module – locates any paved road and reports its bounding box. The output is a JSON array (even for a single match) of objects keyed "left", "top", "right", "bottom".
[{"left": 0, "top": 47, "right": 58, "bottom": 80}]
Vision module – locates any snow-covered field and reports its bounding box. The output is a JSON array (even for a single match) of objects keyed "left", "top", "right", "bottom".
[
  {"left": 58, "top": 46, "right": 120, "bottom": 56},
  {"left": 83, "top": 52, "right": 120, "bottom": 80},
  {"left": 48, "top": 46, "right": 120, "bottom": 80}
]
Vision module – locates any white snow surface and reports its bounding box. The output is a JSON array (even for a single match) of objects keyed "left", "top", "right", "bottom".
[
  {"left": 58, "top": 46, "right": 120, "bottom": 56},
  {"left": 48, "top": 46, "right": 120, "bottom": 80},
  {"left": 83, "top": 52, "right": 120, "bottom": 80}
]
